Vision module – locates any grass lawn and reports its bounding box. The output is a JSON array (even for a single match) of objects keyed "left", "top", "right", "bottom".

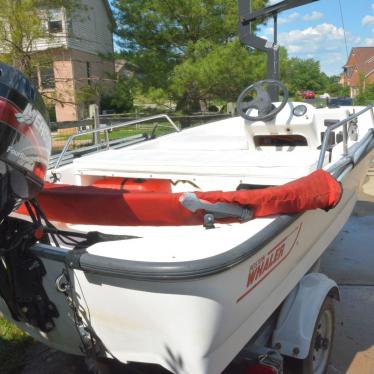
[
  {"left": 0, "top": 317, "right": 33, "bottom": 374},
  {"left": 52, "top": 126, "right": 175, "bottom": 153},
  {"left": 55, "top": 125, "right": 175, "bottom": 142}
]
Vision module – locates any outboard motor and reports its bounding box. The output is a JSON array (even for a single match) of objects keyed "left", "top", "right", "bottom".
[
  {"left": 0, "top": 63, "right": 51, "bottom": 220},
  {"left": 0, "top": 65, "right": 56, "bottom": 333}
]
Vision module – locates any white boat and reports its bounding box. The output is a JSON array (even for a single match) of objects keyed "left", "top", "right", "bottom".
[
  {"left": 1, "top": 1, "right": 373, "bottom": 373},
  {"left": 0, "top": 70, "right": 373, "bottom": 374}
]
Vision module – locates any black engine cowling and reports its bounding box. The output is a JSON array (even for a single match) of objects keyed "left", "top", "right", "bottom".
[{"left": 0, "top": 63, "right": 51, "bottom": 219}]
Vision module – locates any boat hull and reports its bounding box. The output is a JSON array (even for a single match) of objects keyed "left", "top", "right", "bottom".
[{"left": 0, "top": 152, "right": 372, "bottom": 374}]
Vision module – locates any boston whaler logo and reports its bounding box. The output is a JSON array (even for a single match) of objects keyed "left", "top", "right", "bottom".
[
  {"left": 237, "top": 223, "right": 303, "bottom": 303},
  {"left": 246, "top": 242, "right": 285, "bottom": 287}
]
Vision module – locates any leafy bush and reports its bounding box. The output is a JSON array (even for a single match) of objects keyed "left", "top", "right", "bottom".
[{"left": 101, "top": 79, "right": 134, "bottom": 113}]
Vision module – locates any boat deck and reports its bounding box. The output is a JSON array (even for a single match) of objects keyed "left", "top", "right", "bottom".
[{"left": 72, "top": 148, "right": 323, "bottom": 188}]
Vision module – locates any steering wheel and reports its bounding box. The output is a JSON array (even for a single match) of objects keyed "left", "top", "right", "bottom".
[{"left": 236, "top": 79, "right": 289, "bottom": 122}]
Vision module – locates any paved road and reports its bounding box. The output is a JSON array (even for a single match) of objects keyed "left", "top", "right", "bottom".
[
  {"left": 322, "top": 201, "right": 374, "bottom": 374},
  {"left": 20, "top": 200, "right": 374, "bottom": 374}
]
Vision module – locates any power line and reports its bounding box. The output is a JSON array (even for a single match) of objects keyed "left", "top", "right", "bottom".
[{"left": 338, "top": 0, "right": 349, "bottom": 59}]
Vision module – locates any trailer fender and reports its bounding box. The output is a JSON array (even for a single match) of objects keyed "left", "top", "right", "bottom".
[{"left": 271, "top": 273, "right": 339, "bottom": 359}]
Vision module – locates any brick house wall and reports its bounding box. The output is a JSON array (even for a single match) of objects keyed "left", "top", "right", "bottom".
[
  {"left": 342, "top": 47, "right": 374, "bottom": 97},
  {"left": 50, "top": 48, "right": 114, "bottom": 124}
]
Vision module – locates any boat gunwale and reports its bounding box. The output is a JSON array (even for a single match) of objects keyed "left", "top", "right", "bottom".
[
  {"left": 30, "top": 129, "right": 374, "bottom": 281},
  {"left": 32, "top": 214, "right": 299, "bottom": 280}
]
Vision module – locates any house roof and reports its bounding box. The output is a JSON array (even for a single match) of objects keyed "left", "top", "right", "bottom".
[{"left": 343, "top": 47, "right": 374, "bottom": 87}]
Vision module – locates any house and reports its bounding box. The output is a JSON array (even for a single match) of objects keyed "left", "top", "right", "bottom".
[
  {"left": 115, "top": 58, "right": 134, "bottom": 79},
  {"left": 341, "top": 47, "right": 374, "bottom": 97},
  {"left": 30, "top": 0, "right": 115, "bottom": 123},
  {"left": 115, "top": 59, "right": 126, "bottom": 78}
]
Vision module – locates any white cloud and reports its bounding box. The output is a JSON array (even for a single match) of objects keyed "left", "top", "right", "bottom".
[
  {"left": 362, "top": 15, "right": 374, "bottom": 27},
  {"left": 362, "top": 4, "right": 374, "bottom": 26},
  {"left": 364, "top": 37, "right": 374, "bottom": 46},
  {"left": 278, "top": 12, "right": 300, "bottom": 25},
  {"left": 279, "top": 23, "right": 344, "bottom": 51},
  {"left": 273, "top": 23, "right": 361, "bottom": 75},
  {"left": 303, "top": 11, "right": 323, "bottom": 21},
  {"left": 263, "top": 27, "right": 274, "bottom": 36},
  {"left": 278, "top": 23, "right": 359, "bottom": 53}
]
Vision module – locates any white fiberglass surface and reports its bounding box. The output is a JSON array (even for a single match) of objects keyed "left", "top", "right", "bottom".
[
  {"left": 42, "top": 104, "right": 374, "bottom": 266},
  {"left": 73, "top": 148, "right": 321, "bottom": 178},
  {"left": 70, "top": 217, "right": 274, "bottom": 262},
  {"left": 54, "top": 104, "right": 374, "bottom": 188}
]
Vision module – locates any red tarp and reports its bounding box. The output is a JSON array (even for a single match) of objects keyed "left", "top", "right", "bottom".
[{"left": 17, "top": 170, "right": 342, "bottom": 226}]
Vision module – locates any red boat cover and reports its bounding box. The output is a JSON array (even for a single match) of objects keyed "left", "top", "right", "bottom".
[{"left": 18, "top": 170, "right": 342, "bottom": 226}]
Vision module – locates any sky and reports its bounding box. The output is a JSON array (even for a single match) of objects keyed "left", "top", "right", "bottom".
[{"left": 260, "top": 0, "right": 374, "bottom": 76}]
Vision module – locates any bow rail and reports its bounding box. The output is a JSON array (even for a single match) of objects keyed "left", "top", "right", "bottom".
[
  {"left": 317, "top": 104, "right": 374, "bottom": 169},
  {"left": 50, "top": 114, "right": 179, "bottom": 172}
]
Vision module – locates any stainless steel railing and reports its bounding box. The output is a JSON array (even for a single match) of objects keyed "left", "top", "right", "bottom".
[
  {"left": 317, "top": 104, "right": 374, "bottom": 169},
  {"left": 52, "top": 114, "right": 179, "bottom": 171}
]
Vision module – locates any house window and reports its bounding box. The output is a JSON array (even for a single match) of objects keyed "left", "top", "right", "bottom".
[
  {"left": 40, "top": 66, "right": 55, "bottom": 89},
  {"left": 49, "top": 20, "right": 63, "bottom": 33},
  {"left": 48, "top": 9, "right": 63, "bottom": 34},
  {"left": 343, "top": 66, "right": 353, "bottom": 78}
]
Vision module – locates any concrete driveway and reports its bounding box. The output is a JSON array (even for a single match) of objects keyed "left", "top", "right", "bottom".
[{"left": 321, "top": 200, "right": 374, "bottom": 374}]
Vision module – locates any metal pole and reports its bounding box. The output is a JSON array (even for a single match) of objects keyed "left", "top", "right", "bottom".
[
  {"left": 239, "top": 1, "right": 320, "bottom": 99},
  {"left": 240, "top": 1, "right": 280, "bottom": 100},
  {"left": 105, "top": 129, "right": 110, "bottom": 149},
  {"left": 93, "top": 104, "right": 100, "bottom": 146},
  {"left": 342, "top": 123, "right": 348, "bottom": 156},
  {"left": 267, "top": 13, "right": 280, "bottom": 101}
]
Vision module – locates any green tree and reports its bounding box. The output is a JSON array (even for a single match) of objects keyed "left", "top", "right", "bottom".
[
  {"left": 170, "top": 39, "right": 266, "bottom": 111},
  {"left": 78, "top": 77, "right": 134, "bottom": 114},
  {"left": 326, "top": 75, "right": 349, "bottom": 97},
  {"left": 282, "top": 57, "right": 329, "bottom": 95},
  {"left": 114, "top": 0, "right": 268, "bottom": 111},
  {"left": 354, "top": 71, "right": 369, "bottom": 105},
  {"left": 366, "top": 83, "right": 374, "bottom": 100},
  {"left": 101, "top": 78, "right": 134, "bottom": 113},
  {"left": 144, "top": 87, "right": 173, "bottom": 110}
]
